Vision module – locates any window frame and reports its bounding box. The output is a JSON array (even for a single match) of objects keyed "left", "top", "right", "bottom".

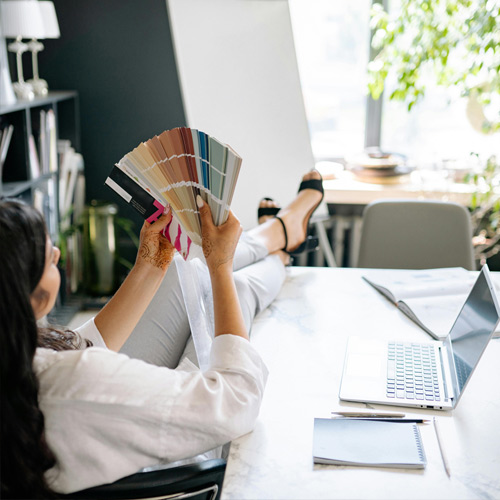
[{"left": 364, "top": 0, "right": 386, "bottom": 151}]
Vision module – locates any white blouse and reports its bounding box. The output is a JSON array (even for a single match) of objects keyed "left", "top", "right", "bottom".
[{"left": 34, "top": 319, "right": 268, "bottom": 493}]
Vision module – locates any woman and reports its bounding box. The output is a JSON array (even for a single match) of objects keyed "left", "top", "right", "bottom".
[{"left": 0, "top": 170, "right": 323, "bottom": 498}]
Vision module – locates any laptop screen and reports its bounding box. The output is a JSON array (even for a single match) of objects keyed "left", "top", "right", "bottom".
[{"left": 445, "top": 266, "right": 500, "bottom": 399}]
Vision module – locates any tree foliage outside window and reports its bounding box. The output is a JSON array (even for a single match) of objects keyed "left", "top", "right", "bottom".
[{"left": 367, "top": 0, "right": 500, "bottom": 133}]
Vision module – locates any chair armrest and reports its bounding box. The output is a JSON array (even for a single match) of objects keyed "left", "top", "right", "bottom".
[{"left": 64, "top": 458, "right": 227, "bottom": 500}]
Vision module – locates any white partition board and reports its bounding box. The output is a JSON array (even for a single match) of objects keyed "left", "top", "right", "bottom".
[{"left": 167, "top": 0, "right": 314, "bottom": 229}]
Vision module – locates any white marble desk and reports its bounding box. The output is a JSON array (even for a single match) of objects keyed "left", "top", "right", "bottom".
[{"left": 222, "top": 267, "right": 500, "bottom": 500}]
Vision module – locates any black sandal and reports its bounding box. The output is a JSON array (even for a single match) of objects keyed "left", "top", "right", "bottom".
[
  {"left": 275, "top": 171, "right": 324, "bottom": 256},
  {"left": 257, "top": 197, "right": 281, "bottom": 221}
]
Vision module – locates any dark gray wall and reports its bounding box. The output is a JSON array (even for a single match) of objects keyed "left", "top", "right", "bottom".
[{"left": 40, "top": 0, "right": 186, "bottom": 224}]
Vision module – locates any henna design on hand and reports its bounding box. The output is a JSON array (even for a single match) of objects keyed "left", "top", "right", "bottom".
[
  {"left": 138, "top": 231, "right": 174, "bottom": 271},
  {"left": 203, "top": 237, "right": 237, "bottom": 271},
  {"left": 202, "top": 236, "right": 213, "bottom": 259},
  {"left": 216, "top": 240, "right": 238, "bottom": 269}
]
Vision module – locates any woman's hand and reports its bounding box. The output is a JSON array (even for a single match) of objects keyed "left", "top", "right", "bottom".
[
  {"left": 197, "top": 196, "right": 248, "bottom": 340},
  {"left": 197, "top": 196, "right": 242, "bottom": 274},
  {"left": 95, "top": 207, "right": 175, "bottom": 351},
  {"left": 135, "top": 207, "right": 175, "bottom": 273}
]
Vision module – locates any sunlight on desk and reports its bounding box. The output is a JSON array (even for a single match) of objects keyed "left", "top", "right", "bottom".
[{"left": 323, "top": 170, "right": 475, "bottom": 206}]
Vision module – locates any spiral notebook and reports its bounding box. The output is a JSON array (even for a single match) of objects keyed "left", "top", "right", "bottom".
[
  {"left": 105, "top": 127, "right": 242, "bottom": 260},
  {"left": 313, "top": 418, "right": 426, "bottom": 468}
]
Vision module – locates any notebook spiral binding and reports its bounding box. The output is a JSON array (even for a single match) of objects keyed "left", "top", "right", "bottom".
[{"left": 413, "top": 424, "right": 427, "bottom": 463}]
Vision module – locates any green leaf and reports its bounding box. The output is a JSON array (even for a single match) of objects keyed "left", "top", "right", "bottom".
[{"left": 366, "top": 0, "right": 500, "bottom": 107}]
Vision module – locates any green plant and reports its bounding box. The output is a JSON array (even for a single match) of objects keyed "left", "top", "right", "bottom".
[
  {"left": 465, "top": 154, "right": 500, "bottom": 263},
  {"left": 115, "top": 216, "right": 140, "bottom": 271},
  {"left": 367, "top": 0, "right": 500, "bottom": 132},
  {"left": 57, "top": 207, "right": 83, "bottom": 269}
]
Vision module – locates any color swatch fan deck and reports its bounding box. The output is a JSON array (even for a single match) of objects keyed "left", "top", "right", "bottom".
[{"left": 106, "top": 127, "right": 242, "bottom": 259}]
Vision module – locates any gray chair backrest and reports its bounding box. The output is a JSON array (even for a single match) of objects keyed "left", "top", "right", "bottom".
[{"left": 357, "top": 199, "right": 475, "bottom": 270}]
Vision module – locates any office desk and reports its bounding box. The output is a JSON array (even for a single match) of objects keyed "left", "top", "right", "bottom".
[
  {"left": 221, "top": 267, "right": 500, "bottom": 500},
  {"left": 323, "top": 172, "right": 474, "bottom": 206}
]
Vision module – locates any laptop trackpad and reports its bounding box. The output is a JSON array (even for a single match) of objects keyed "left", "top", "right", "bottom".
[{"left": 346, "top": 353, "right": 384, "bottom": 378}]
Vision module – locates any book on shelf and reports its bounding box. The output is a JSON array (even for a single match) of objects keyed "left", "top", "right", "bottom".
[
  {"left": 362, "top": 267, "right": 485, "bottom": 340},
  {"left": 57, "top": 139, "right": 85, "bottom": 294},
  {"left": 28, "top": 134, "right": 41, "bottom": 179},
  {"left": 33, "top": 178, "right": 58, "bottom": 240},
  {"left": 0, "top": 124, "right": 14, "bottom": 170},
  {"left": 68, "top": 173, "right": 85, "bottom": 293},
  {"left": 58, "top": 140, "right": 84, "bottom": 222},
  {"left": 105, "top": 127, "right": 242, "bottom": 260},
  {"left": 313, "top": 418, "right": 426, "bottom": 469},
  {"left": 39, "top": 110, "right": 48, "bottom": 174},
  {"left": 47, "top": 109, "right": 58, "bottom": 173},
  {"left": 38, "top": 109, "right": 58, "bottom": 175}
]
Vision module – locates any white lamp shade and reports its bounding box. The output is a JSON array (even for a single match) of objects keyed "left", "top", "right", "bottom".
[
  {"left": 0, "top": 0, "right": 45, "bottom": 39},
  {"left": 39, "top": 1, "right": 60, "bottom": 38}
]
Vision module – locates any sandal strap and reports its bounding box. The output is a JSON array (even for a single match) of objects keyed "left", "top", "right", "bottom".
[
  {"left": 297, "top": 178, "right": 324, "bottom": 194},
  {"left": 258, "top": 206, "right": 281, "bottom": 218},
  {"left": 258, "top": 197, "right": 280, "bottom": 220},
  {"left": 275, "top": 216, "right": 288, "bottom": 252}
]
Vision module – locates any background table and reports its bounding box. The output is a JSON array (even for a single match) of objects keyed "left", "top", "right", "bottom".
[
  {"left": 221, "top": 267, "right": 500, "bottom": 499},
  {"left": 323, "top": 171, "right": 475, "bottom": 207}
]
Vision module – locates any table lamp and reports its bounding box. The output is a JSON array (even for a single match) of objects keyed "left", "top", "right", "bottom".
[
  {"left": 27, "top": 1, "right": 60, "bottom": 96},
  {"left": 0, "top": 0, "right": 45, "bottom": 100}
]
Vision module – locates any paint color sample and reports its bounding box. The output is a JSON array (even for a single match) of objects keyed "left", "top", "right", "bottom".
[{"left": 107, "top": 127, "right": 242, "bottom": 255}]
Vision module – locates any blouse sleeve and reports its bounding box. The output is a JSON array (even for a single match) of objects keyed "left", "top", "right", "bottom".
[
  {"left": 38, "top": 334, "right": 268, "bottom": 493},
  {"left": 74, "top": 317, "right": 107, "bottom": 348}
]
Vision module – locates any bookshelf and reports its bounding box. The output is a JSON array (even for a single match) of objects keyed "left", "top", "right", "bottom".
[
  {"left": 0, "top": 91, "right": 83, "bottom": 323},
  {"left": 0, "top": 91, "right": 80, "bottom": 239}
]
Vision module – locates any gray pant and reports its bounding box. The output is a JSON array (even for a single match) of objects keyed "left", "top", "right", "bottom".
[{"left": 120, "top": 233, "right": 286, "bottom": 368}]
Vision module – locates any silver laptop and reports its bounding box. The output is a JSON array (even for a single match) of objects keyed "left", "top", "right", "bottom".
[{"left": 339, "top": 265, "right": 500, "bottom": 410}]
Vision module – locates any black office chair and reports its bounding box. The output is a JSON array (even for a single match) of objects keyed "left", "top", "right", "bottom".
[{"left": 64, "top": 459, "right": 226, "bottom": 500}]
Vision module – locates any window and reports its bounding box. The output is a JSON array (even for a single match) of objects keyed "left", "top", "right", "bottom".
[
  {"left": 382, "top": 85, "right": 500, "bottom": 167},
  {"left": 289, "top": 0, "right": 372, "bottom": 160},
  {"left": 290, "top": 1, "right": 499, "bottom": 165},
  {"left": 379, "top": 0, "right": 500, "bottom": 166}
]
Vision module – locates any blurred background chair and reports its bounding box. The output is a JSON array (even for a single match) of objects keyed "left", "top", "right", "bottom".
[
  {"left": 65, "top": 458, "right": 226, "bottom": 500},
  {"left": 357, "top": 199, "right": 475, "bottom": 270}
]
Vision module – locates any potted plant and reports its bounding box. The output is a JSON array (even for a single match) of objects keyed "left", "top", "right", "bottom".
[
  {"left": 56, "top": 208, "right": 85, "bottom": 303},
  {"left": 465, "top": 154, "right": 500, "bottom": 266}
]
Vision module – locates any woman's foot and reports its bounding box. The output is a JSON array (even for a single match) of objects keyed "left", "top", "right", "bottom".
[
  {"left": 257, "top": 199, "right": 290, "bottom": 265},
  {"left": 275, "top": 250, "right": 291, "bottom": 266},
  {"left": 258, "top": 198, "right": 281, "bottom": 224},
  {"left": 249, "top": 170, "right": 324, "bottom": 256},
  {"left": 275, "top": 170, "right": 323, "bottom": 254}
]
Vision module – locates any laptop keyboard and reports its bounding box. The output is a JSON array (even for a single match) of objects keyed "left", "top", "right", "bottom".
[
  {"left": 386, "top": 342, "right": 441, "bottom": 402},
  {"left": 454, "top": 353, "right": 472, "bottom": 390}
]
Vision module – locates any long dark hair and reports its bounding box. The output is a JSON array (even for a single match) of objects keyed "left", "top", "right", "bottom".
[{"left": 0, "top": 199, "right": 88, "bottom": 498}]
